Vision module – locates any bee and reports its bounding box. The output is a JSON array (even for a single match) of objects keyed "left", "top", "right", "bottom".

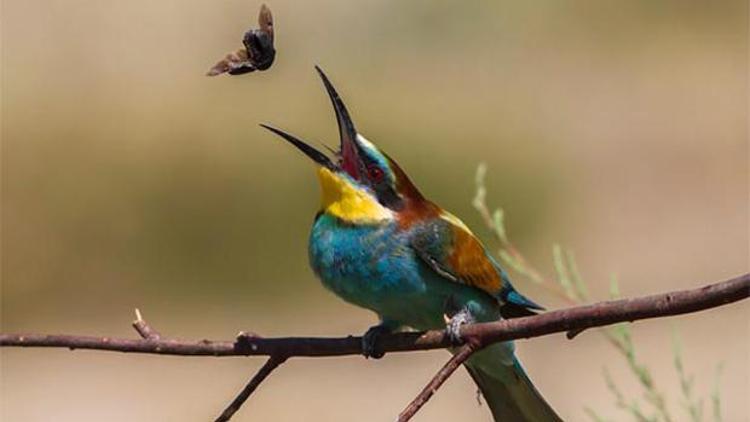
[{"left": 207, "top": 4, "right": 275, "bottom": 76}]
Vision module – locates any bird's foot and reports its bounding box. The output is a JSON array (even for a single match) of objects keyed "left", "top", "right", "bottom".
[
  {"left": 361, "top": 324, "right": 392, "bottom": 359},
  {"left": 444, "top": 307, "right": 476, "bottom": 345},
  {"left": 233, "top": 331, "right": 263, "bottom": 352}
]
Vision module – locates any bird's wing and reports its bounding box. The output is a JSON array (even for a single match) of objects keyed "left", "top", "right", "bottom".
[
  {"left": 411, "top": 212, "right": 502, "bottom": 294},
  {"left": 410, "top": 212, "right": 542, "bottom": 316}
]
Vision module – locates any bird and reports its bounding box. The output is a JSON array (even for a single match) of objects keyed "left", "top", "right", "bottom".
[
  {"left": 206, "top": 4, "right": 275, "bottom": 76},
  {"left": 261, "top": 67, "right": 562, "bottom": 422}
]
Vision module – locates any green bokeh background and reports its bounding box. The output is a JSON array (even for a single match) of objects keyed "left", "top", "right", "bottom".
[{"left": 2, "top": 1, "right": 747, "bottom": 421}]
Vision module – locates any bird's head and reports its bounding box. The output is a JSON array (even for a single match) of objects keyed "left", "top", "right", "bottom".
[{"left": 262, "top": 67, "right": 429, "bottom": 223}]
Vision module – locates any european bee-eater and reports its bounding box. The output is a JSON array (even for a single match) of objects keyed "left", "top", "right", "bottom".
[{"left": 262, "top": 67, "right": 562, "bottom": 422}]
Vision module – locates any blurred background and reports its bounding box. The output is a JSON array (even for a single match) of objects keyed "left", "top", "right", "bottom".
[{"left": 2, "top": 0, "right": 747, "bottom": 420}]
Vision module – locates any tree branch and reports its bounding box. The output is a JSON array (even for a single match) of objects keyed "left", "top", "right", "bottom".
[
  {"left": 215, "top": 354, "right": 288, "bottom": 422},
  {"left": 397, "top": 342, "right": 479, "bottom": 422},
  {"left": 2, "top": 273, "right": 747, "bottom": 421},
  {"left": 132, "top": 309, "right": 161, "bottom": 340},
  {"left": 3, "top": 273, "right": 747, "bottom": 357}
]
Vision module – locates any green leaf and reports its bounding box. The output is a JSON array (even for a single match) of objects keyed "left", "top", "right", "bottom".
[
  {"left": 565, "top": 248, "right": 590, "bottom": 301},
  {"left": 553, "top": 244, "right": 576, "bottom": 299},
  {"left": 711, "top": 363, "right": 724, "bottom": 422},
  {"left": 492, "top": 208, "right": 508, "bottom": 244},
  {"left": 609, "top": 274, "right": 621, "bottom": 299},
  {"left": 584, "top": 407, "right": 610, "bottom": 422}
]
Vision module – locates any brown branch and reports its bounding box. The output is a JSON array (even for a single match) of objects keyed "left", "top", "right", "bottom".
[
  {"left": 215, "top": 354, "right": 288, "bottom": 422},
  {"left": 131, "top": 309, "right": 161, "bottom": 340},
  {"left": 565, "top": 327, "right": 587, "bottom": 340},
  {"left": 2, "top": 273, "right": 747, "bottom": 357},
  {"left": 397, "top": 342, "right": 479, "bottom": 422},
  {"left": 1, "top": 273, "right": 747, "bottom": 421}
]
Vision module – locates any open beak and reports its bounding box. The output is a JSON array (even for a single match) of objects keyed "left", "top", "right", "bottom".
[
  {"left": 261, "top": 66, "right": 364, "bottom": 178},
  {"left": 259, "top": 124, "right": 335, "bottom": 170},
  {"left": 314, "top": 66, "right": 361, "bottom": 178}
]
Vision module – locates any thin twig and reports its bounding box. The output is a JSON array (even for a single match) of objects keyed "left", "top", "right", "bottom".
[
  {"left": 397, "top": 342, "right": 479, "bottom": 422},
  {"left": 2, "top": 273, "right": 748, "bottom": 358},
  {"left": 214, "top": 355, "right": 288, "bottom": 422},
  {"left": 131, "top": 309, "right": 161, "bottom": 340},
  {"left": 566, "top": 327, "right": 587, "bottom": 339}
]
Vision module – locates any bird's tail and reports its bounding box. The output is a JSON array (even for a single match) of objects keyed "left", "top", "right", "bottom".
[{"left": 464, "top": 343, "right": 562, "bottom": 422}]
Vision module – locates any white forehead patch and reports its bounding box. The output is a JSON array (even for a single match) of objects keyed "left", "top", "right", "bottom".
[{"left": 356, "top": 134, "right": 378, "bottom": 153}]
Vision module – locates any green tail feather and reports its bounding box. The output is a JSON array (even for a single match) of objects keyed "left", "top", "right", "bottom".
[{"left": 465, "top": 344, "right": 563, "bottom": 422}]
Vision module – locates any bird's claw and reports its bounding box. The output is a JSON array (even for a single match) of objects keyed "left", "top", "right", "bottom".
[
  {"left": 235, "top": 331, "right": 262, "bottom": 346},
  {"left": 362, "top": 324, "right": 391, "bottom": 359},
  {"left": 445, "top": 308, "right": 475, "bottom": 345}
]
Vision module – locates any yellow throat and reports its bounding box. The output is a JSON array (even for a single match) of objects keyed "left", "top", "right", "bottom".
[{"left": 316, "top": 167, "right": 393, "bottom": 223}]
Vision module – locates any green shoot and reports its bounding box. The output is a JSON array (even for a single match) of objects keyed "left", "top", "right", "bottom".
[{"left": 472, "top": 165, "right": 726, "bottom": 422}]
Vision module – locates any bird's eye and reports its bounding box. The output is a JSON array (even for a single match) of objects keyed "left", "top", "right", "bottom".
[{"left": 367, "top": 165, "right": 384, "bottom": 182}]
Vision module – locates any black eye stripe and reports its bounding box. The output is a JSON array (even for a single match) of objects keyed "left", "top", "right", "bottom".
[{"left": 376, "top": 186, "right": 404, "bottom": 210}]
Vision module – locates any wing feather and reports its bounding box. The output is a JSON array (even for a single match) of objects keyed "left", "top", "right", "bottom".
[
  {"left": 410, "top": 212, "right": 544, "bottom": 316},
  {"left": 411, "top": 213, "right": 502, "bottom": 297}
]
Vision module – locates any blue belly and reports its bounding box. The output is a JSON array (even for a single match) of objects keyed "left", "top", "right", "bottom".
[{"left": 309, "top": 214, "right": 499, "bottom": 330}]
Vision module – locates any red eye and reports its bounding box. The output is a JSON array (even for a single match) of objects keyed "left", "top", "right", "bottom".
[{"left": 367, "top": 165, "right": 384, "bottom": 182}]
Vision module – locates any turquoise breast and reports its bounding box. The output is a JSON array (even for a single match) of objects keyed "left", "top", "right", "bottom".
[
  {"left": 308, "top": 213, "right": 498, "bottom": 330},
  {"left": 309, "top": 214, "right": 425, "bottom": 305}
]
